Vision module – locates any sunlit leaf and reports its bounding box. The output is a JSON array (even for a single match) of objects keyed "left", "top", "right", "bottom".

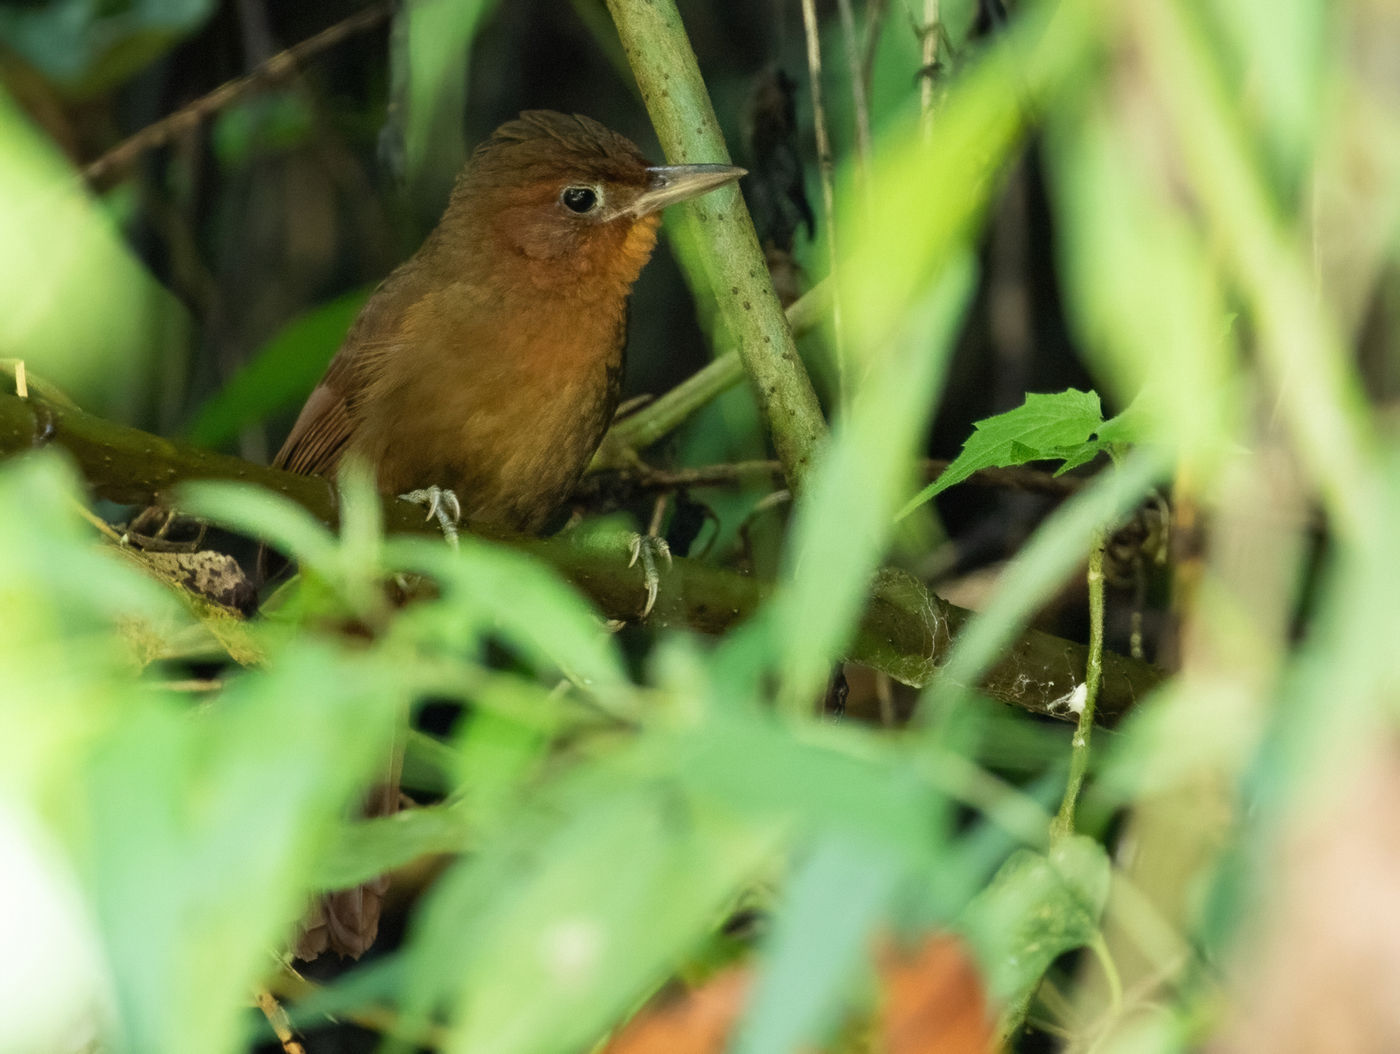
[
  {"left": 0, "top": 90, "right": 185, "bottom": 417},
  {"left": 898, "top": 389, "right": 1105, "bottom": 516}
]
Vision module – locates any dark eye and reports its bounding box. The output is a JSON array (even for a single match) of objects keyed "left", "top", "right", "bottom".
[{"left": 561, "top": 185, "right": 599, "bottom": 214}]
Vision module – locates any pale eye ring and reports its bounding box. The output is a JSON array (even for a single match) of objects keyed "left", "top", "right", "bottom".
[{"left": 560, "top": 185, "right": 601, "bottom": 214}]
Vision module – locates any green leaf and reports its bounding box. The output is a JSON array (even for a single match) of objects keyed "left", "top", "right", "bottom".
[
  {"left": 387, "top": 0, "right": 499, "bottom": 202},
  {"left": 314, "top": 806, "right": 472, "bottom": 890},
  {"left": 401, "top": 780, "right": 774, "bottom": 1054},
  {"left": 899, "top": 389, "right": 1105, "bottom": 517},
  {"left": 957, "top": 834, "right": 1110, "bottom": 1036},
  {"left": 0, "top": 92, "right": 185, "bottom": 418},
  {"left": 177, "top": 480, "right": 338, "bottom": 573},
  {"left": 733, "top": 835, "right": 904, "bottom": 1054},
  {"left": 0, "top": 0, "right": 216, "bottom": 96},
  {"left": 84, "top": 644, "right": 405, "bottom": 1053},
  {"left": 386, "top": 535, "right": 634, "bottom": 717},
  {"left": 185, "top": 289, "right": 369, "bottom": 448}
]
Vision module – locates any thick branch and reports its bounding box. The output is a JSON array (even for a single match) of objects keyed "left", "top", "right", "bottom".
[{"left": 0, "top": 392, "right": 1164, "bottom": 724}]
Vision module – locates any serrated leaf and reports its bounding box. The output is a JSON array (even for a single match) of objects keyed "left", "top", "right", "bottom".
[
  {"left": 956, "top": 834, "right": 1110, "bottom": 1035},
  {"left": 899, "top": 389, "right": 1105, "bottom": 516}
]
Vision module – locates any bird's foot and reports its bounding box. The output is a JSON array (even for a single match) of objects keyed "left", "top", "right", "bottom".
[
  {"left": 627, "top": 533, "right": 672, "bottom": 618},
  {"left": 400, "top": 486, "right": 461, "bottom": 549}
]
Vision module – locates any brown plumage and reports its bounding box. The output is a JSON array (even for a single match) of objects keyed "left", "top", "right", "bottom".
[
  {"left": 277, "top": 111, "right": 743, "bottom": 959},
  {"left": 276, "top": 110, "right": 742, "bottom": 532}
]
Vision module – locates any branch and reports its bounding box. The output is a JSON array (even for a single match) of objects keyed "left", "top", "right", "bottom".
[
  {"left": 578, "top": 456, "right": 1086, "bottom": 502},
  {"left": 83, "top": 3, "right": 392, "bottom": 186},
  {"left": 0, "top": 391, "right": 1165, "bottom": 724},
  {"left": 605, "top": 0, "right": 830, "bottom": 496}
]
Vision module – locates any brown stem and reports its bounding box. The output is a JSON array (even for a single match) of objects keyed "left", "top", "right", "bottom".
[
  {"left": 577, "top": 457, "right": 1087, "bottom": 501},
  {"left": 83, "top": 3, "right": 392, "bottom": 186}
]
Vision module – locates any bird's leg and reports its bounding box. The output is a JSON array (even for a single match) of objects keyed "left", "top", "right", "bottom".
[
  {"left": 627, "top": 494, "right": 673, "bottom": 618},
  {"left": 400, "top": 485, "right": 462, "bottom": 548}
]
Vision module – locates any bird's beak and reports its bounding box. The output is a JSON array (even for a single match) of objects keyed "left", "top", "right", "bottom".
[{"left": 629, "top": 163, "right": 746, "bottom": 217}]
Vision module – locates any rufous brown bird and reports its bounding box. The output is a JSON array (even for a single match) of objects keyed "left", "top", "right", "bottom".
[{"left": 278, "top": 110, "right": 743, "bottom": 959}]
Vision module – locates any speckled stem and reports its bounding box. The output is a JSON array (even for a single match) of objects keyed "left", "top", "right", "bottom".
[{"left": 605, "top": 0, "right": 829, "bottom": 495}]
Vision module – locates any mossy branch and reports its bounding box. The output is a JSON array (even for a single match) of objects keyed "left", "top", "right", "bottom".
[
  {"left": 605, "top": 0, "right": 830, "bottom": 495},
  {"left": 0, "top": 391, "right": 1164, "bottom": 723}
]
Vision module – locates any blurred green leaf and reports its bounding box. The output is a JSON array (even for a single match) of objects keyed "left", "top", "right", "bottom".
[
  {"left": 314, "top": 805, "right": 471, "bottom": 890},
  {"left": 185, "top": 289, "right": 369, "bottom": 448},
  {"left": 83, "top": 645, "right": 404, "bottom": 1053},
  {"left": 957, "top": 834, "right": 1110, "bottom": 1026},
  {"left": 0, "top": 451, "right": 186, "bottom": 800},
  {"left": 402, "top": 729, "right": 460, "bottom": 795},
  {"left": 177, "top": 480, "right": 338, "bottom": 575},
  {"left": 768, "top": 260, "right": 975, "bottom": 711},
  {"left": 402, "top": 778, "right": 773, "bottom": 1054},
  {"left": 0, "top": 0, "right": 216, "bottom": 97},
  {"left": 0, "top": 90, "right": 185, "bottom": 417},
  {"left": 734, "top": 834, "right": 904, "bottom": 1054},
  {"left": 388, "top": 0, "right": 499, "bottom": 203},
  {"left": 386, "top": 535, "right": 635, "bottom": 717},
  {"left": 1206, "top": 0, "right": 1327, "bottom": 195},
  {"left": 0, "top": 802, "right": 114, "bottom": 1054},
  {"left": 211, "top": 93, "right": 316, "bottom": 168},
  {"left": 1047, "top": 94, "right": 1240, "bottom": 477}
]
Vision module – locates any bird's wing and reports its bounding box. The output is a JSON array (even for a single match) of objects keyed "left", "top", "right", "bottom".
[
  {"left": 273, "top": 333, "right": 404, "bottom": 476},
  {"left": 273, "top": 263, "right": 425, "bottom": 478}
]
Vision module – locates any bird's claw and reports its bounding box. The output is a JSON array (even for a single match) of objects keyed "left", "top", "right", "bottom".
[
  {"left": 400, "top": 486, "right": 461, "bottom": 549},
  {"left": 627, "top": 533, "right": 672, "bottom": 618}
]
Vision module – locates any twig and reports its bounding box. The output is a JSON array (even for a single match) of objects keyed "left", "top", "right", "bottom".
[
  {"left": 836, "top": 0, "right": 874, "bottom": 178},
  {"left": 254, "top": 988, "right": 307, "bottom": 1054},
  {"left": 916, "top": 0, "right": 942, "bottom": 137},
  {"left": 798, "top": 0, "right": 849, "bottom": 405},
  {"left": 268, "top": 967, "right": 449, "bottom": 1049},
  {"left": 1051, "top": 526, "right": 1106, "bottom": 839},
  {"left": 83, "top": 3, "right": 392, "bottom": 185},
  {"left": 860, "top": 0, "right": 890, "bottom": 102},
  {"left": 606, "top": 0, "right": 830, "bottom": 495},
  {"left": 580, "top": 456, "right": 1087, "bottom": 499}
]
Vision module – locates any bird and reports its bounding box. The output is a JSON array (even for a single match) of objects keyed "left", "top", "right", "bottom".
[{"left": 276, "top": 110, "right": 744, "bottom": 959}]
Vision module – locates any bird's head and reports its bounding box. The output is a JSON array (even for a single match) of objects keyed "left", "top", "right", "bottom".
[{"left": 444, "top": 111, "right": 744, "bottom": 296}]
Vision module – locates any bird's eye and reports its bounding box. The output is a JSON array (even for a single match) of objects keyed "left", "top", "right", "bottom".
[{"left": 561, "top": 185, "right": 600, "bottom": 214}]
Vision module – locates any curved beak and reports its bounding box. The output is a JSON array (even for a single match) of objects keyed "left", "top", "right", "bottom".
[{"left": 630, "top": 163, "right": 746, "bottom": 217}]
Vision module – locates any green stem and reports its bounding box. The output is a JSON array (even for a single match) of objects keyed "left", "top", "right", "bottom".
[
  {"left": 591, "top": 280, "right": 831, "bottom": 469},
  {"left": 1051, "top": 526, "right": 1107, "bottom": 839},
  {"left": 605, "top": 0, "right": 830, "bottom": 494}
]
